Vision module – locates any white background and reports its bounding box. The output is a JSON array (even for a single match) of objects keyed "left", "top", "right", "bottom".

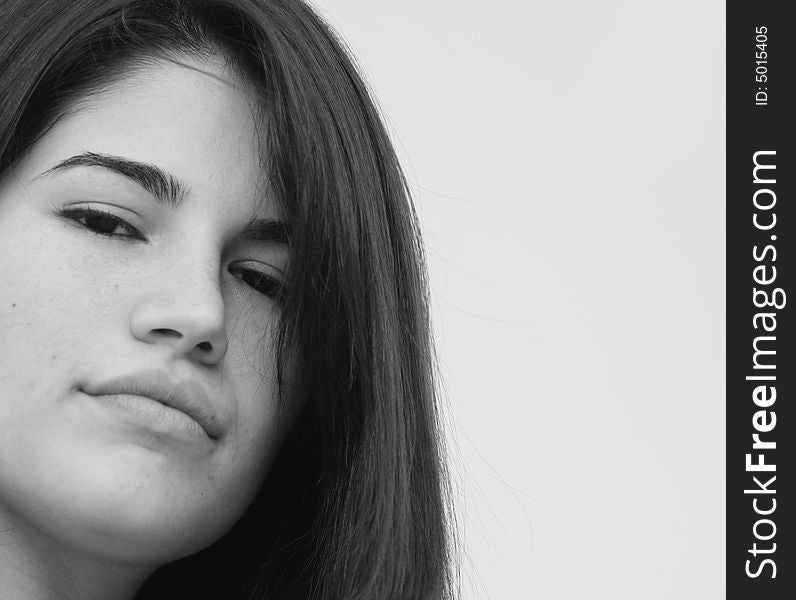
[{"left": 311, "top": 1, "right": 725, "bottom": 598}]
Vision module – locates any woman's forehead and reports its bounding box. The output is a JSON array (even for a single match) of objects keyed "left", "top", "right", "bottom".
[{"left": 15, "top": 56, "right": 278, "bottom": 222}]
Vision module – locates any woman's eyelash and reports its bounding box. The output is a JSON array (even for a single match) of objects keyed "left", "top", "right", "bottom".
[
  {"left": 231, "top": 267, "right": 283, "bottom": 300},
  {"left": 57, "top": 207, "right": 281, "bottom": 299},
  {"left": 56, "top": 207, "right": 143, "bottom": 240}
]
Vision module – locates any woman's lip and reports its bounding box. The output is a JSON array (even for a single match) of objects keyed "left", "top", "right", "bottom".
[
  {"left": 80, "top": 371, "right": 223, "bottom": 440},
  {"left": 88, "top": 392, "right": 210, "bottom": 441}
]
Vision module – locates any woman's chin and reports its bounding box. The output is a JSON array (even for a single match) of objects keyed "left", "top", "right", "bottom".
[{"left": 0, "top": 446, "right": 246, "bottom": 566}]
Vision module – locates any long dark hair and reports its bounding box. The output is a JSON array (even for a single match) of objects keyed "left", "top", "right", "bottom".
[{"left": 0, "top": 0, "right": 454, "bottom": 598}]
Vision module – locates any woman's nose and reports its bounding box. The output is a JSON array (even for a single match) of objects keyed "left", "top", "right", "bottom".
[{"left": 128, "top": 261, "right": 228, "bottom": 366}]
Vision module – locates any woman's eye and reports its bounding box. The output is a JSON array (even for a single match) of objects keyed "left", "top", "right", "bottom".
[
  {"left": 56, "top": 207, "right": 143, "bottom": 240},
  {"left": 231, "top": 267, "right": 282, "bottom": 299}
]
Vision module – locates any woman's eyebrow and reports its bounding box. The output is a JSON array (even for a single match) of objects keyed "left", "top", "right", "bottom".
[
  {"left": 242, "top": 217, "right": 290, "bottom": 246},
  {"left": 40, "top": 151, "right": 289, "bottom": 245},
  {"left": 40, "top": 151, "right": 187, "bottom": 209}
]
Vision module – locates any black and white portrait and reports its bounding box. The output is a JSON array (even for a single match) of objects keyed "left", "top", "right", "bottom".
[{"left": 0, "top": 1, "right": 724, "bottom": 599}]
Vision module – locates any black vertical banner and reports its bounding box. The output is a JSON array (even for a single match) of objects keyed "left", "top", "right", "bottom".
[{"left": 727, "top": 4, "right": 793, "bottom": 599}]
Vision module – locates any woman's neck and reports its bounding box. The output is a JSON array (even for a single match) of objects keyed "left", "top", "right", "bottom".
[{"left": 0, "top": 509, "right": 152, "bottom": 600}]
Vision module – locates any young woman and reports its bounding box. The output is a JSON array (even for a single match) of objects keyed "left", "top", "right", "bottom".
[{"left": 0, "top": 1, "right": 453, "bottom": 598}]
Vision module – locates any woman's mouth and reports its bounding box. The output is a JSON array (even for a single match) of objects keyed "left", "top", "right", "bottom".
[{"left": 79, "top": 370, "right": 223, "bottom": 440}]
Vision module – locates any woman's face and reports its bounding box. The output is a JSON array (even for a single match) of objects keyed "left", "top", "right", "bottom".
[{"left": 0, "top": 57, "right": 294, "bottom": 566}]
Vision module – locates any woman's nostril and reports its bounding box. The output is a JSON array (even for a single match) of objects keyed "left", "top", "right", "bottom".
[
  {"left": 196, "top": 341, "right": 212, "bottom": 352},
  {"left": 152, "top": 328, "right": 182, "bottom": 339}
]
